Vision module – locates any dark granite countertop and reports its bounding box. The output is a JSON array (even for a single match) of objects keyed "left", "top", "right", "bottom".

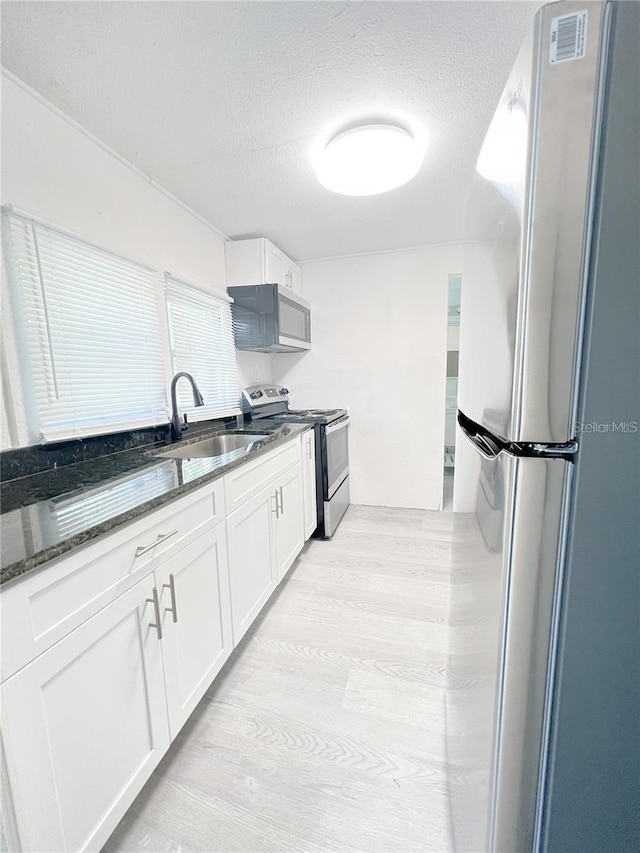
[{"left": 0, "top": 421, "right": 312, "bottom": 586}]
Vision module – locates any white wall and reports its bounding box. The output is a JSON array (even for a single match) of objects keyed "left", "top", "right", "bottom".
[
  {"left": 272, "top": 245, "right": 462, "bottom": 510},
  {"left": 1, "top": 74, "right": 228, "bottom": 290},
  {"left": 235, "top": 351, "right": 272, "bottom": 390},
  {"left": 0, "top": 73, "right": 272, "bottom": 446}
]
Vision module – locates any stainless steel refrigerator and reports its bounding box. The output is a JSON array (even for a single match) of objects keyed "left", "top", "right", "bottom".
[{"left": 453, "top": 1, "right": 639, "bottom": 851}]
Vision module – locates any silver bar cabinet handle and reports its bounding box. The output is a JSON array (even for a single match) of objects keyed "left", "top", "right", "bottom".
[
  {"left": 163, "top": 573, "right": 178, "bottom": 623},
  {"left": 135, "top": 529, "right": 178, "bottom": 558},
  {"left": 146, "top": 587, "right": 163, "bottom": 640},
  {"left": 278, "top": 486, "right": 284, "bottom": 514}
]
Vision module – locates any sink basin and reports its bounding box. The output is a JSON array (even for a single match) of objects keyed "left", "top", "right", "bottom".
[{"left": 157, "top": 433, "right": 270, "bottom": 460}]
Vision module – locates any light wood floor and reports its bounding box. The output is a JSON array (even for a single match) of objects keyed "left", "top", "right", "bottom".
[{"left": 103, "top": 505, "right": 490, "bottom": 853}]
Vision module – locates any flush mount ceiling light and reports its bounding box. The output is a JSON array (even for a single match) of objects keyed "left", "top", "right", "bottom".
[{"left": 313, "top": 124, "right": 424, "bottom": 196}]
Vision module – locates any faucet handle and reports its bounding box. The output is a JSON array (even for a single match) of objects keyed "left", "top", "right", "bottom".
[{"left": 182, "top": 412, "right": 189, "bottom": 433}]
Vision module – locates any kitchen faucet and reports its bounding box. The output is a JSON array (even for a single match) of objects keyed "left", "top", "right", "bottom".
[{"left": 170, "top": 372, "right": 205, "bottom": 441}]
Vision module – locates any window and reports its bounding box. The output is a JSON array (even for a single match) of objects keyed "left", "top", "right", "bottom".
[
  {"left": 4, "top": 212, "right": 168, "bottom": 441},
  {"left": 165, "top": 275, "right": 240, "bottom": 422},
  {"left": 3, "top": 210, "right": 242, "bottom": 445}
]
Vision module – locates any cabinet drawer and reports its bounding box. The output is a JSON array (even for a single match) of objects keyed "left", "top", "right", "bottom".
[
  {"left": 0, "top": 478, "right": 225, "bottom": 682},
  {"left": 225, "top": 439, "right": 301, "bottom": 514}
]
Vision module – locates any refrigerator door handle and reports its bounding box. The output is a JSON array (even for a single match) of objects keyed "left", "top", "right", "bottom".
[
  {"left": 458, "top": 410, "right": 504, "bottom": 459},
  {"left": 458, "top": 410, "right": 577, "bottom": 461},
  {"left": 475, "top": 433, "right": 502, "bottom": 459}
]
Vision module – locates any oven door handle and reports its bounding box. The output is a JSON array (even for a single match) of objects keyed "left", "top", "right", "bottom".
[{"left": 325, "top": 417, "right": 350, "bottom": 435}]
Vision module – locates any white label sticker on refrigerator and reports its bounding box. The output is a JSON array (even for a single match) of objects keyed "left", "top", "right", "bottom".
[{"left": 550, "top": 11, "right": 588, "bottom": 64}]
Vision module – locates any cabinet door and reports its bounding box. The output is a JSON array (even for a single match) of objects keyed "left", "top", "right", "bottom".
[
  {"left": 286, "top": 264, "right": 302, "bottom": 295},
  {"left": 282, "top": 264, "right": 294, "bottom": 291},
  {"left": 226, "top": 488, "right": 277, "bottom": 644},
  {"left": 1, "top": 479, "right": 222, "bottom": 683},
  {"left": 0, "top": 576, "right": 169, "bottom": 853},
  {"left": 157, "top": 524, "right": 233, "bottom": 740},
  {"left": 224, "top": 239, "right": 264, "bottom": 286},
  {"left": 275, "top": 465, "right": 304, "bottom": 583},
  {"left": 301, "top": 431, "right": 318, "bottom": 540},
  {"left": 264, "top": 242, "right": 286, "bottom": 287}
]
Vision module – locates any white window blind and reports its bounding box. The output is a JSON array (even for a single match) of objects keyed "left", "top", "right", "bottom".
[
  {"left": 5, "top": 213, "right": 168, "bottom": 441},
  {"left": 165, "top": 276, "right": 240, "bottom": 421}
]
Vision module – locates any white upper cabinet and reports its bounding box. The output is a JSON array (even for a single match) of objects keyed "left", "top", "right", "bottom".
[
  {"left": 225, "top": 238, "right": 302, "bottom": 295},
  {"left": 286, "top": 263, "right": 302, "bottom": 295},
  {"left": 264, "top": 241, "right": 287, "bottom": 288}
]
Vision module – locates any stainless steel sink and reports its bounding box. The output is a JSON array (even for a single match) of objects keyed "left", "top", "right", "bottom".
[{"left": 156, "top": 433, "right": 270, "bottom": 459}]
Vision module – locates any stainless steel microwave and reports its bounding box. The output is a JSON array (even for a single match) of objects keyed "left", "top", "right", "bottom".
[{"left": 227, "top": 283, "right": 311, "bottom": 353}]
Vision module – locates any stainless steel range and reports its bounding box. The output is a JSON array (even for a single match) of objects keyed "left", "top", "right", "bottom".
[{"left": 241, "top": 385, "right": 350, "bottom": 538}]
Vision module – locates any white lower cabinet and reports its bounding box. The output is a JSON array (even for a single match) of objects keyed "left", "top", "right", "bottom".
[
  {"left": 226, "top": 487, "right": 278, "bottom": 644},
  {"left": 157, "top": 524, "right": 233, "bottom": 739},
  {"left": 0, "top": 575, "right": 170, "bottom": 853},
  {"left": 301, "top": 430, "right": 317, "bottom": 540},
  {"left": 1, "top": 438, "right": 309, "bottom": 852},
  {"left": 225, "top": 454, "right": 305, "bottom": 641},
  {"left": 275, "top": 464, "right": 304, "bottom": 582}
]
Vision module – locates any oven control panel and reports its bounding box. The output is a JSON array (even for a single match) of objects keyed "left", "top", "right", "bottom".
[{"left": 242, "top": 384, "right": 290, "bottom": 412}]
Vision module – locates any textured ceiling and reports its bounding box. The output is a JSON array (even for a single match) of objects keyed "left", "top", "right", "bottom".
[{"left": 1, "top": 1, "right": 540, "bottom": 261}]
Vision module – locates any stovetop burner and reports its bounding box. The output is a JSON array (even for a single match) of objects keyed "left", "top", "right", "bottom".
[{"left": 269, "top": 407, "right": 346, "bottom": 425}]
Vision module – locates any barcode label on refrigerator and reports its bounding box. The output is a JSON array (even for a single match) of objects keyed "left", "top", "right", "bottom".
[{"left": 550, "top": 11, "right": 588, "bottom": 63}]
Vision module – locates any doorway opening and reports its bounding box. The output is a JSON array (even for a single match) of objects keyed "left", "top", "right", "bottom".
[{"left": 442, "top": 274, "right": 461, "bottom": 511}]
